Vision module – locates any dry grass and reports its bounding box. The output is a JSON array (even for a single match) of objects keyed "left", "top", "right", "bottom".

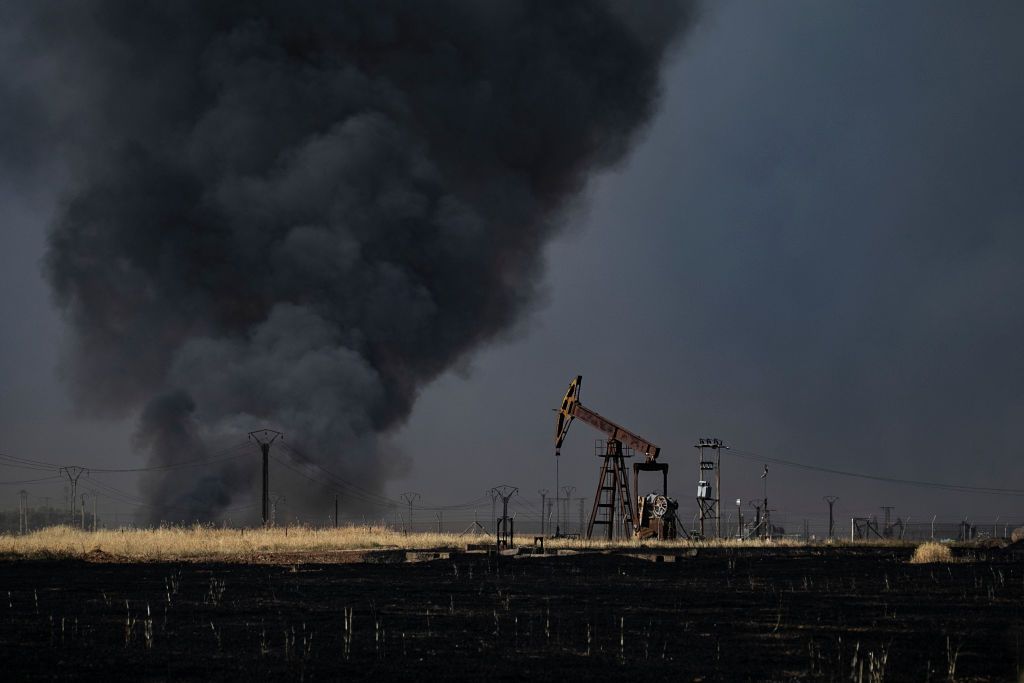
[
  {"left": 909, "top": 541, "right": 955, "bottom": 564},
  {"left": 0, "top": 525, "right": 918, "bottom": 563},
  {"left": 0, "top": 525, "right": 468, "bottom": 562}
]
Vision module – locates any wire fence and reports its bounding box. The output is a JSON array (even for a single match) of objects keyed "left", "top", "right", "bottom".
[
  {"left": 3, "top": 498, "right": 1021, "bottom": 544},
  {"left": 3, "top": 443, "right": 1023, "bottom": 540}
]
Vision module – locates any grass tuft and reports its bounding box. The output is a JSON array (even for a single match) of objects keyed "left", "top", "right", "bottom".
[{"left": 909, "top": 541, "right": 954, "bottom": 564}]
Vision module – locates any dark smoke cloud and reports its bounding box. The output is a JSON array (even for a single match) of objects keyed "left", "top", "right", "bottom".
[{"left": 4, "top": 1, "right": 694, "bottom": 521}]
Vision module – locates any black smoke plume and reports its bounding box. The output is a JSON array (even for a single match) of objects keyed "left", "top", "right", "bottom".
[{"left": 6, "top": 1, "right": 695, "bottom": 522}]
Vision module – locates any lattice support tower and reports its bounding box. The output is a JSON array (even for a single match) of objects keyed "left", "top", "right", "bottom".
[{"left": 586, "top": 439, "right": 637, "bottom": 539}]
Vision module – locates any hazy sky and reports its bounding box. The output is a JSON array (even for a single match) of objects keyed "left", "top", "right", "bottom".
[{"left": 3, "top": 1, "right": 1024, "bottom": 530}]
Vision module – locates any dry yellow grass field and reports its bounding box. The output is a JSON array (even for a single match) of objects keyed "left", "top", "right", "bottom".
[
  {"left": 0, "top": 525, "right": 920, "bottom": 562},
  {"left": 0, "top": 525, "right": 463, "bottom": 562}
]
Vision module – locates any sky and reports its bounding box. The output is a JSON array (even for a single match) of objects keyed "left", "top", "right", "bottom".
[{"left": 2, "top": 1, "right": 1024, "bottom": 532}]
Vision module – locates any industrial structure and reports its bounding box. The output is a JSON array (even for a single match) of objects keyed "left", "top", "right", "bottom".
[
  {"left": 554, "top": 375, "right": 678, "bottom": 539},
  {"left": 694, "top": 437, "right": 726, "bottom": 538},
  {"left": 852, "top": 506, "right": 907, "bottom": 540},
  {"left": 248, "top": 429, "right": 283, "bottom": 527},
  {"left": 491, "top": 485, "right": 518, "bottom": 548}
]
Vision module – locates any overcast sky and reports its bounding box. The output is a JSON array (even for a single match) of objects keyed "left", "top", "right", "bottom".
[{"left": 3, "top": 1, "right": 1024, "bottom": 531}]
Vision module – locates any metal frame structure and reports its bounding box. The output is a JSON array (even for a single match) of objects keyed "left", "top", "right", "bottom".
[
  {"left": 249, "top": 429, "right": 284, "bottom": 527},
  {"left": 824, "top": 495, "right": 839, "bottom": 539},
  {"left": 60, "top": 466, "right": 88, "bottom": 523},
  {"left": 694, "top": 438, "right": 725, "bottom": 538},
  {"left": 588, "top": 439, "right": 636, "bottom": 538},
  {"left": 632, "top": 458, "right": 680, "bottom": 540},
  {"left": 491, "top": 485, "right": 518, "bottom": 548},
  {"left": 851, "top": 516, "right": 883, "bottom": 540},
  {"left": 554, "top": 376, "right": 665, "bottom": 540}
]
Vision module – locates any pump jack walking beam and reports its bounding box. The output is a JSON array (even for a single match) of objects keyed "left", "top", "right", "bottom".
[{"left": 556, "top": 376, "right": 660, "bottom": 462}]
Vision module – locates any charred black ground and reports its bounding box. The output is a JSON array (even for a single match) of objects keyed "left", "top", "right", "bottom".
[{"left": 2, "top": 548, "right": 1022, "bottom": 680}]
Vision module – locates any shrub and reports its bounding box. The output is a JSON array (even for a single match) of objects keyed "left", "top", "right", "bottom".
[{"left": 909, "top": 541, "right": 953, "bottom": 564}]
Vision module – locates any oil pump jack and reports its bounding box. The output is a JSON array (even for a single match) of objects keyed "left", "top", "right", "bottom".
[{"left": 554, "top": 376, "right": 678, "bottom": 540}]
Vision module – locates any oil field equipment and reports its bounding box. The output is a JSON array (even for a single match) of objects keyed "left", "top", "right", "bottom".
[
  {"left": 554, "top": 375, "right": 678, "bottom": 539},
  {"left": 636, "top": 492, "right": 679, "bottom": 540},
  {"left": 694, "top": 437, "right": 726, "bottom": 539}
]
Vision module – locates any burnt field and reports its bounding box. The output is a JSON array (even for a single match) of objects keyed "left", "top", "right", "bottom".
[{"left": 1, "top": 547, "right": 1022, "bottom": 681}]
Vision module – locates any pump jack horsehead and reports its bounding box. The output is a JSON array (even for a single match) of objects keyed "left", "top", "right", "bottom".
[{"left": 554, "top": 375, "right": 680, "bottom": 540}]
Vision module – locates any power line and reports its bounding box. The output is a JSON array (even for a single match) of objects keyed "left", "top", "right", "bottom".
[
  {"left": 0, "top": 442, "right": 251, "bottom": 474},
  {"left": 0, "top": 453, "right": 60, "bottom": 471},
  {"left": 81, "top": 479, "right": 257, "bottom": 514},
  {"left": 90, "top": 442, "right": 251, "bottom": 472},
  {"left": 0, "top": 475, "right": 62, "bottom": 485},
  {"left": 269, "top": 454, "right": 392, "bottom": 510},
  {"left": 4, "top": 437, "right": 495, "bottom": 520},
  {"left": 728, "top": 447, "right": 1024, "bottom": 496},
  {"left": 277, "top": 443, "right": 488, "bottom": 511},
  {"left": 277, "top": 458, "right": 395, "bottom": 508},
  {"left": 278, "top": 443, "right": 393, "bottom": 505}
]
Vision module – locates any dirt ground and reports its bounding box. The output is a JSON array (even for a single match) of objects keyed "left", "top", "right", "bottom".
[{"left": 0, "top": 546, "right": 1021, "bottom": 681}]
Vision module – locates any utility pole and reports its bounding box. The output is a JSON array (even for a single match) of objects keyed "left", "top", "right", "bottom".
[
  {"left": 881, "top": 506, "right": 895, "bottom": 538},
  {"left": 736, "top": 498, "right": 743, "bottom": 539},
  {"left": 435, "top": 511, "right": 443, "bottom": 534},
  {"left": 92, "top": 494, "right": 97, "bottom": 532},
  {"left": 695, "top": 438, "right": 726, "bottom": 538},
  {"left": 715, "top": 440, "right": 727, "bottom": 537},
  {"left": 490, "top": 485, "right": 518, "bottom": 547},
  {"left": 80, "top": 493, "right": 87, "bottom": 530},
  {"left": 269, "top": 493, "right": 285, "bottom": 526},
  {"left": 824, "top": 496, "right": 839, "bottom": 540},
  {"left": 546, "top": 499, "right": 554, "bottom": 536},
  {"left": 334, "top": 495, "right": 339, "bottom": 529},
  {"left": 401, "top": 492, "right": 421, "bottom": 532},
  {"left": 560, "top": 486, "right": 575, "bottom": 536},
  {"left": 60, "top": 466, "right": 88, "bottom": 523},
  {"left": 578, "top": 497, "right": 585, "bottom": 536},
  {"left": 555, "top": 441, "right": 561, "bottom": 537},
  {"left": 761, "top": 465, "right": 770, "bottom": 540},
  {"left": 489, "top": 488, "right": 500, "bottom": 533},
  {"left": 248, "top": 429, "right": 284, "bottom": 527},
  {"left": 537, "top": 489, "right": 548, "bottom": 536},
  {"left": 18, "top": 491, "right": 27, "bottom": 532},
  {"left": 748, "top": 499, "right": 763, "bottom": 539}
]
